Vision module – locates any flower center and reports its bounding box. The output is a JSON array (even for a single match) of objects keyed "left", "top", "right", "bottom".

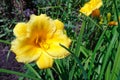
[
  {"left": 39, "top": 42, "right": 49, "bottom": 50},
  {"left": 34, "top": 36, "right": 49, "bottom": 50}
]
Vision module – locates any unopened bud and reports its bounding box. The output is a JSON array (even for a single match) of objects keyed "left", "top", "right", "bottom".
[
  {"left": 91, "top": 9, "right": 100, "bottom": 18},
  {"left": 107, "top": 13, "right": 111, "bottom": 22},
  {"left": 108, "top": 21, "right": 118, "bottom": 26}
]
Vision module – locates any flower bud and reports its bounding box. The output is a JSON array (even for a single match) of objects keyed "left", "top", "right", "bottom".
[
  {"left": 107, "top": 13, "right": 111, "bottom": 22},
  {"left": 91, "top": 9, "right": 100, "bottom": 18},
  {"left": 108, "top": 21, "right": 118, "bottom": 26}
]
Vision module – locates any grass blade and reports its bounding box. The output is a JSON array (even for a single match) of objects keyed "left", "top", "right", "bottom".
[
  {"left": 0, "top": 39, "right": 11, "bottom": 45},
  {"left": 0, "top": 68, "right": 39, "bottom": 80},
  {"left": 105, "top": 61, "right": 112, "bottom": 80},
  {"left": 75, "top": 21, "right": 86, "bottom": 57},
  {"left": 47, "top": 69, "right": 55, "bottom": 80}
]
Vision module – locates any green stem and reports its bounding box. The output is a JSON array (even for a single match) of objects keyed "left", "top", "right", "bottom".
[{"left": 87, "top": 16, "right": 103, "bottom": 30}]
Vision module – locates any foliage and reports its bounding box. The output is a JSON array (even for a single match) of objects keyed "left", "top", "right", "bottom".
[{"left": 0, "top": 0, "right": 120, "bottom": 80}]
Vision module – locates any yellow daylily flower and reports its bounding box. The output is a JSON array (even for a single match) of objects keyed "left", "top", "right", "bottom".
[
  {"left": 11, "top": 14, "right": 71, "bottom": 69},
  {"left": 79, "top": 0, "right": 103, "bottom": 16}
]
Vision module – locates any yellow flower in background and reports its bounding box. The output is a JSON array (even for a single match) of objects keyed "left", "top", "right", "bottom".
[
  {"left": 11, "top": 14, "right": 71, "bottom": 69},
  {"left": 79, "top": 0, "right": 103, "bottom": 16}
]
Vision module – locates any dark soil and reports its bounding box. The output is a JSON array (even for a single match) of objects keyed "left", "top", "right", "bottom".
[
  {"left": 0, "top": 0, "right": 75, "bottom": 79},
  {"left": 0, "top": 1, "right": 37, "bottom": 80},
  {"left": 0, "top": 43, "right": 25, "bottom": 80}
]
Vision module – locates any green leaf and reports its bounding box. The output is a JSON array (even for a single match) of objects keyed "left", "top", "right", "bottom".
[
  {"left": 25, "top": 63, "right": 42, "bottom": 80},
  {"left": 0, "top": 68, "right": 39, "bottom": 80},
  {"left": 98, "top": 28, "right": 118, "bottom": 80},
  {"left": 88, "top": 29, "right": 106, "bottom": 79},
  {"left": 75, "top": 21, "right": 86, "bottom": 57},
  {"left": 111, "top": 42, "right": 120, "bottom": 80},
  {"left": 47, "top": 69, "right": 55, "bottom": 80},
  {"left": 60, "top": 44, "right": 87, "bottom": 80},
  {"left": 105, "top": 61, "right": 112, "bottom": 80},
  {"left": 0, "top": 39, "right": 11, "bottom": 44}
]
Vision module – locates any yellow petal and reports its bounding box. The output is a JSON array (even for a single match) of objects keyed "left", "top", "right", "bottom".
[
  {"left": 46, "top": 20, "right": 71, "bottom": 58},
  {"left": 90, "top": 0, "right": 102, "bottom": 9},
  {"left": 27, "top": 14, "right": 56, "bottom": 39},
  {"left": 46, "top": 38, "right": 71, "bottom": 58},
  {"left": 11, "top": 39, "right": 41, "bottom": 63},
  {"left": 36, "top": 52, "right": 53, "bottom": 69},
  {"left": 54, "top": 19, "right": 64, "bottom": 30},
  {"left": 80, "top": 0, "right": 102, "bottom": 16},
  {"left": 13, "top": 23, "right": 27, "bottom": 39}
]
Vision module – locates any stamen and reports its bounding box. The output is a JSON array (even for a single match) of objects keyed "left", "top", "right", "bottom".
[{"left": 39, "top": 42, "right": 49, "bottom": 50}]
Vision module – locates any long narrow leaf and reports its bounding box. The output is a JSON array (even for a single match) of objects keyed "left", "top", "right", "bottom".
[
  {"left": 98, "top": 28, "right": 118, "bottom": 80},
  {"left": 60, "top": 44, "right": 87, "bottom": 80},
  {"left": 47, "top": 69, "right": 55, "bottom": 80},
  {"left": 75, "top": 21, "right": 86, "bottom": 57},
  {"left": 0, "top": 39, "right": 11, "bottom": 44},
  {"left": 88, "top": 29, "right": 106, "bottom": 79},
  {"left": 111, "top": 42, "right": 120, "bottom": 80},
  {"left": 105, "top": 61, "right": 112, "bottom": 80},
  {"left": 0, "top": 68, "right": 39, "bottom": 80},
  {"left": 25, "top": 63, "right": 42, "bottom": 80}
]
